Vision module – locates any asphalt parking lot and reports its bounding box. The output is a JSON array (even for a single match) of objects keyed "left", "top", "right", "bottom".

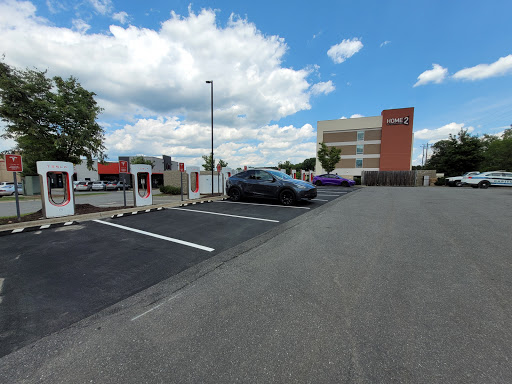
[{"left": 0, "top": 186, "right": 357, "bottom": 357}]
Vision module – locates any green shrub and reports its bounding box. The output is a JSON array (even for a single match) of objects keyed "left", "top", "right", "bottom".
[
  {"left": 159, "top": 185, "right": 182, "bottom": 195},
  {"left": 434, "top": 177, "right": 446, "bottom": 186}
]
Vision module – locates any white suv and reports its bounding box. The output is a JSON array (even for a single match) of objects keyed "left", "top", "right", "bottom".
[{"left": 462, "top": 171, "right": 512, "bottom": 189}]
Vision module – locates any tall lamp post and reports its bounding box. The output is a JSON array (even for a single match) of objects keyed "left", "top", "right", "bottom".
[{"left": 206, "top": 80, "right": 214, "bottom": 195}]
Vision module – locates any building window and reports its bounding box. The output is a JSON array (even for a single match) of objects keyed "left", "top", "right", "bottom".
[
  {"left": 357, "top": 131, "right": 364, "bottom": 141},
  {"left": 356, "top": 144, "right": 364, "bottom": 154},
  {"left": 355, "top": 159, "right": 363, "bottom": 168}
]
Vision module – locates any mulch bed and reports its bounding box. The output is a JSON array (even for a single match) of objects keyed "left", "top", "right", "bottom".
[{"left": 0, "top": 204, "right": 133, "bottom": 226}]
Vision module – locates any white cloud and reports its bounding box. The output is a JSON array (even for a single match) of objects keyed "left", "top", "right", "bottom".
[
  {"left": 327, "top": 38, "right": 363, "bottom": 64},
  {"left": 104, "top": 117, "right": 317, "bottom": 168},
  {"left": 88, "top": 0, "right": 112, "bottom": 15},
  {"left": 452, "top": 54, "right": 512, "bottom": 81},
  {"left": 0, "top": 3, "right": 316, "bottom": 128},
  {"left": 350, "top": 114, "right": 364, "bottom": 118},
  {"left": 380, "top": 40, "right": 390, "bottom": 48},
  {"left": 72, "top": 19, "right": 90, "bottom": 33},
  {"left": 413, "top": 64, "right": 448, "bottom": 87},
  {"left": 112, "top": 11, "right": 129, "bottom": 24},
  {"left": 414, "top": 122, "right": 474, "bottom": 142},
  {"left": 310, "top": 80, "right": 335, "bottom": 95}
]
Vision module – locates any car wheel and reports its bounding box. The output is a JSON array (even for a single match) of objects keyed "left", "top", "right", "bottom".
[
  {"left": 279, "top": 189, "right": 295, "bottom": 206},
  {"left": 478, "top": 180, "right": 490, "bottom": 189},
  {"left": 315, "top": 180, "right": 322, "bottom": 186},
  {"left": 341, "top": 181, "right": 349, "bottom": 187},
  {"left": 229, "top": 187, "right": 242, "bottom": 202},
  {"left": 455, "top": 181, "right": 463, "bottom": 187}
]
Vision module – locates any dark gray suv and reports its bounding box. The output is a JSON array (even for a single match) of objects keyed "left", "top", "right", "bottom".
[{"left": 226, "top": 169, "right": 317, "bottom": 205}]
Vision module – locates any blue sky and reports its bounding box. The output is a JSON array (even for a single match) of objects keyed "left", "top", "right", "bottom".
[{"left": 1, "top": 0, "right": 511, "bottom": 168}]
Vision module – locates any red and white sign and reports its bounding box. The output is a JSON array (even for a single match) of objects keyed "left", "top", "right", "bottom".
[
  {"left": 119, "top": 160, "right": 128, "bottom": 173},
  {"left": 179, "top": 162, "right": 185, "bottom": 172},
  {"left": 244, "top": 165, "right": 247, "bottom": 171},
  {"left": 6, "top": 154, "right": 22, "bottom": 172},
  {"left": 217, "top": 163, "right": 221, "bottom": 172}
]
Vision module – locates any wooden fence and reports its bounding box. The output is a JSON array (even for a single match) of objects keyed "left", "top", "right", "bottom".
[{"left": 362, "top": 171, "right": 417, "bottom": 186}]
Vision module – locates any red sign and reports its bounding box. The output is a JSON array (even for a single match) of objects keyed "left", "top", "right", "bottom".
[
  {"left": 119, "top": 160, "right": 128, "bottom": 173},
  {"left": 244, "top": 166, "right": 247, "bottom": 171},
  {"left": 6, "top": 154, "right": 22, "bottom": 172},
  {"left": 217, "top": 163, "right": 221, "bottom": 172},
  {"left": 179, "top": 163, "right": 185, "bottom": 172}
]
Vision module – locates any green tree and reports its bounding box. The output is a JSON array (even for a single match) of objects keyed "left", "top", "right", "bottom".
[
  {"left": 0, "top": 61, "right": 106, "bottom": 175},
  {"left": 130, "top": 155, "right": 154, "bottom": 168},
  {"left": 217, "top": 159, "right": 228, "bottom": 168},
  {"left": 480, "top": 127, "right": 512, "bottom": 171},
  {"left": 202, "top": 152, "right": 215, "bottom": 171},
  {"left": 278, "top": 160, "right": 293, "bottom": 174},
  {"left": 425, "top": 129, "right": 483, "bottom": 176},
  {"left": 301, "top": 157, "right": 316, "bottom": 171},
  {"left": 317, "top": 142, "right": 341, "bottom": 174}
]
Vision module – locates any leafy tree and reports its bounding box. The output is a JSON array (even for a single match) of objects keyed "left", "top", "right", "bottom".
[
  {"left": 278, "top": 160, "right": 293, "bottom": 174},
  {"left": 301, "top": 157, "right": 316, "bottom": 171},
  {"left": 425, "top": 129, "right": 483, "bottom": 176},
  {"left": 130, "top": 155, "right": 154, "bottom": 168},
  {"left": 0, "top": 61, "right": 106, "bottom": 175},
  {"left": 217, "top": 159, "right": 228, "bottom": 168},
  {"left": 202, "top": 152, "right": 215, "bottom": 171},
  {"left": 480, "top": 127, "right": 512, "bottom": 171},
  {"left": 317, "top": 142, "right": 341, "bottom": 174}
]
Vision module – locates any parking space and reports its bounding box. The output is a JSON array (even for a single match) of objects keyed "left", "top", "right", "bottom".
[{"left": 0, "top": 186, "right": 358, "bottom": 357}]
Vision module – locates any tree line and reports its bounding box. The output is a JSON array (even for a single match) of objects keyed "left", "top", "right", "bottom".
[{"left": 421, "top": 128, "right": 512, "bottom": 176}]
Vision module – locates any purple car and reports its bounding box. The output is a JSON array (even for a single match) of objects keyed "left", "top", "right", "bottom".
[{"left": 312, "top": 174, "right": 355, "bottom": 187}]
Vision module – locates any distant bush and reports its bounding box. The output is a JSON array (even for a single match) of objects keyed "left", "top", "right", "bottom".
[
  {"left": 160, "top": 185, "right": 182, "bottom": 195},
  {"left": 434, "top": 177, "right": 446, "bottom": 186}
]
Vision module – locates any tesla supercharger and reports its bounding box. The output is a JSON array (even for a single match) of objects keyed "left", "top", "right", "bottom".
[
  {"left": 37, "top": 161, "right": 75, "bottom": 218},
  {"left": 301, "top": 170, "right": 306, "bottom": 181},
  {"left": 187, "top": 166, "right": 200, "bottom": 199},
  {"left": 309, "top": 171, "right": 314, "bottom": 183},
  {"left": 221, "top": 167, "right": 233, "bottom": 195},
  {"left": 131, "top": 164, "right": 153, "bottom": 207},
  {"left": 291, "top": 169, "right": 297, "bottom": 179}
]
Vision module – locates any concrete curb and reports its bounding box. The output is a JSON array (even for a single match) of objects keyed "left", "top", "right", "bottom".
[{"left": 0, "top": 195, "right": 227, "bottom": 235}]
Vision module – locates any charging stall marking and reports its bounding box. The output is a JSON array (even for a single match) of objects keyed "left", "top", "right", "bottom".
[
  {"left": 36, "top": 161, "right": 75, "bottom": 218},
  {"left": 131, "top": 164, "right": 153, "bottom": 207},
  {"left": 187, "top": 166, "right": 200, "bottom": 199}
]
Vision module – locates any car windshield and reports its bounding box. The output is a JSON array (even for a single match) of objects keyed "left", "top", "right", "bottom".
[{"left": 266, "top": 170, "right": 293, "bottom": 180}]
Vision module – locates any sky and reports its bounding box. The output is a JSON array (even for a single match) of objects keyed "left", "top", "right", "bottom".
[{"left": 1, "top": 0, "right": 511, "bottom": 169}]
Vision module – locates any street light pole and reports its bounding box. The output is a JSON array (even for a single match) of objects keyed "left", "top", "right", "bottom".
[{"left": 206, "top": 80, "right": 214, "bottom": 195}]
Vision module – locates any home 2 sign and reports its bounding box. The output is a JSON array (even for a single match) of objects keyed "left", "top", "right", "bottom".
[{"left": 386, "top": 116, "right": 409, "bottom": 125}]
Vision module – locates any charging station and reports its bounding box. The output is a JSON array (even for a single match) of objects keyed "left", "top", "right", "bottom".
[
  {"left": 291, "top": 169, "right": 297, "bottom": 179},
  {"left": 301, "top": 170, "right": 306, "bottom": 181},
  {"left": 221, "top": 167, "right": 233, "bottom": 194},
  {"left": 309, "top": 171, "right": 314, "bottom": 183},
  {"left": 187, "top": 166, "right": 200, "bottom": 199},
  {"left": 36, "top": 161, "right": 75, "bottom": 218},
  {"left": 130, "top": 164, "right": 153, "bottom": 207}
]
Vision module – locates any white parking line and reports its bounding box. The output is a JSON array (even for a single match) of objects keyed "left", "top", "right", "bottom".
[
  {"left": 93, "top": 220, "right": 214, "bottom": 252},
  {"left": 215, "top": 201, "right": 310, "bottom": 209},
  {"left": 317, "top": 194, "right": 345, "bottom": 197},
  {"left": 312, "top": 198, "right": 329, "bottom": 202},
  {"left": 169, "top": 207, "right": 279, "bottom": 223}
]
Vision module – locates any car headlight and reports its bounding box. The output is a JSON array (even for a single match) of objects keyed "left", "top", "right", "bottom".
[{"left": 295, "top": 184, "right": 308, "bottom": 189}]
